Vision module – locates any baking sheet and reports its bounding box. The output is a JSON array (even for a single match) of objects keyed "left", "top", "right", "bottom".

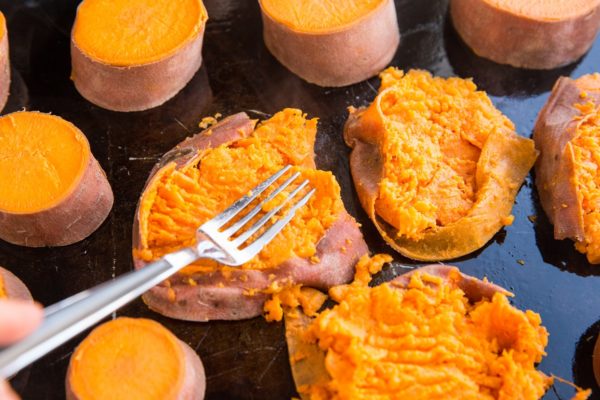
[{"left": 1, "top": 0, "right": 600, "bottom": 398}]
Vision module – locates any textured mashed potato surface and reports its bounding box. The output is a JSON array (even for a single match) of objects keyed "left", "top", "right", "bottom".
[
  {"left": 572, "top": 102, "right": 600, "bottom": 262},
  {"left": 374, "top": 69, "right": 515, "bottom": 240},
  {"left": 301, "top": 256, "right": 553, "bottom": 400},
  {"left": 137, "top": 109, "right": 343, "bottom": 274}
]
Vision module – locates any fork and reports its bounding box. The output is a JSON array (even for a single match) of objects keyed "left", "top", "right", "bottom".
[{"left": 0, "top": 165, "right": 314, "bottom": 378}]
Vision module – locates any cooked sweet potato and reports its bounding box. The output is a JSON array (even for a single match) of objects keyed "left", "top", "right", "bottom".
[
  {"left": 450, "top": 0, "right": 600, "bottom": 69},
  {"left": 66, "top": 317, "right": 205, "bottom": 400},
  {"left": 285, "top": 255, "right": 558, "bottom": 400},
  {"left": 344, "top": 68, "right": 537, "bottom": 261},
  {"left": 132, "top": 110, "right": 368, "bottom": 321},
  {"left": 71, "top": 0, "right": 207, "bottom": 112},
  {"left": 0, "top": 266, "right": 32, "bottom": 301},
  {"left": 534, "top": 74, "right": 600, "bottom": 263},
  {"left": 0, "top": 12, "right": 9, "bottom": 113},
  {"left": 259, "top": 0, "right": 399, "bottom": 87},
  {"left": 0, "top": 111, "right": 113, "bottom": 247}
]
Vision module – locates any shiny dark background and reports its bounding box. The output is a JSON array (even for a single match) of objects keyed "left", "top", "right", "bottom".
[{"left": 0, "top": 0, "right": 599, "bottom": 399}]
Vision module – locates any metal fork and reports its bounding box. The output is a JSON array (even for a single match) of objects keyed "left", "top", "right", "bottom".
[{"left": 0, "top": 165, "right": 314, "bottom": 378}]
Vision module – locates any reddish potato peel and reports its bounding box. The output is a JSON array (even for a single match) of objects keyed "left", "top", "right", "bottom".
[{"left": 132, "top": 112, "right": 368, "bottom": 321}]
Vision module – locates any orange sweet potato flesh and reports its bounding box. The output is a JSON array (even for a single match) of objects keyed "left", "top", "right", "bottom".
[
  {"left": 133, "top": 110, "right": 368, "bottom": 321},
  {"left": 66, "top": 317, "right": 205, "bottom": 400},
  {"left": 0, "top": 12, "right": 9, "bottom": 113},
  {"left": 71, "top": 0, "right": 208, "bottom": 112},
  {"left": 450, "top": 0, "right": 600, "bottom": 69},
  {"left": 0, "top": 266, "right": 33, "bottom": 301},
  {"left": 0, "top": 111, "right": 113, "bottom": 247},
  {"left": 345, "top": 68, "right": 537, "bottom": 261},
  {"left": 534, "top": 74, "right": 600, "bottom": 263},
  {"left": 259, "top": 0, "right": 399, "bottom": 87},
  {"left": 285, "top": 256, "right": 556, "bottom": 400}
]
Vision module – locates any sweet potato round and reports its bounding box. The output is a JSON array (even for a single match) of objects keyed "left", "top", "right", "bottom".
[
  {"left": 534, "top": 74, "right": 600, "bottom": 262},
  {"left": 66, "top": 318, "right": 205, "bottom": 400},
  {"left": 259, "top": 0, "right": 399, "bottom": 87},
  {"left": 0, "top": 111, "right": 113, "bottom": 247},
  {"left": 450, "top": 0, "right": 600, "bottom": 69},
  {"left": 0, "top": 266, "right": 33, "bottom": 301},
  {"left": 0, "top": 12, "right": 10, "bottom": 113},
  {"left": 71, "top": 0, "right": 207, "bottom": 112},
  {"left": 132, "top": 111, "right": 368, "bottom": 321}
]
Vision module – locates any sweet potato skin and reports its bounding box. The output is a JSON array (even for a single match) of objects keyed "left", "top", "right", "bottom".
[
  {"left": 533, "top": 76, "right": 600, "bottom": 241},
  {"left": 70, "top": 18, "right": 205, "bottom": 112},
  {"left": 450, "top": 0, "right": 600, "bottom": 69},
  {"left": 344, "top": 105, "right": 537, "bottom": 261},
  {"left": 0, "top": 22, "right": 9, "bottom": 113},
  {"left": 133, "top": 113, "right": 368, "bottom": 321},
  {"left": 284, "top": 264, "right": 509, "bottom": 400},
  {"left": 260, "top": 0, "right": 399, "bottom": 87},
  {"left": 65, "top": 326, "right": 206, "bottom": 400},
  {"left": 0, "top": 266, "right": 33, "bottom": 301},
  {"left": 0, "top": 155, "right": 113, "bottom": 247}
]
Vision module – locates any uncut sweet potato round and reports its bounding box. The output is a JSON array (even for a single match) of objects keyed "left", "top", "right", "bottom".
[
  {"left": 132, "top": 112, "right": 368, "bottom": 321},
  {"left": 344, "top": 69, "right": 538, "bottom": 261},
  {"left": 534, "top": 74, "right": 600, "bottom": 263},
  {"left": 285, "top": 264, "right": 511, "bottom": 400},
  {"left": 450, "top": 0, "right": 600, "bottom": 69},
  {"left": 0, "top": 111, "right": 113, "bottom": 247},
  {"left": 71, "top": 0, "right": 207, "bottom": 112},
  {"left": 66, "top": 318, "right": 205, "bottom": 400},
  {"left": 259, "top": 0, "right": 399, "bottom": 87},
  {"left": 0, "top": 266, "right": 33, "bottom": 301},
  {"left": 0, "top": 12, "right": 10, "bottom": 113}
]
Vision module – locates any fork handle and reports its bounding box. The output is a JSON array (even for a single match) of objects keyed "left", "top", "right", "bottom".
[{"left": 0, "top": 247, "right": 200, "bottom": 379}]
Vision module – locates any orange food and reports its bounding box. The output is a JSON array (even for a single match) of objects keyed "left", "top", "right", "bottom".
[
  {"left": 66, "top": 318, "right": 205, "bottom": 400},
  {"left": 534, "top": 74, "right": 600, "bottom": 263},
  {"left": 71, "top": 0, "right": 208, "bottom": 111},
  {"left": 287, "top": 256, "right": 563, "bottom": 400},
  {"left": 0, "top": 12, "right": 9, "bottom": 113},
  {"left": 0, "top": 111, "right": 113, "bottom": 247},
  {"left": 259, "top": 0, "right": 399, "bottom": 86},
  {"left": 0, "top": 274, "right": 5, "bottom": 299},
  {"left": 345, "top": 68, "right": 537, "bottom": 260},
  {"left": 137, "top": 109, "right": 343, "bottom": 273},
  {"left": 450, "top": 0, "right": 600, "bottom": 69}
]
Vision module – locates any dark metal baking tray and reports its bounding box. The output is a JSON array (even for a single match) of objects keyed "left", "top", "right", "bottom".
[{"left": 1, "top": 0, "right": 599, "bottom": 398}]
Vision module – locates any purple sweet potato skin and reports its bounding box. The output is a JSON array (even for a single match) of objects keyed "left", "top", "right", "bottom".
[
  {"left": 534, "top": 75, "right": 600, "bottom": 241},
  {"left": 133, "top": 113, "right": 368, "bottom": 321},
  {"left": 0, "top": 266, "right": 33, "bottom": 301}
]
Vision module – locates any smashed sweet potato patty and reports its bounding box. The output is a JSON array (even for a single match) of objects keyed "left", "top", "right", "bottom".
[
  {"left": 136, "top": 109, "right": 343, "bottom": 273},
  {"left": 375, "top": 69, "right": 514, "bottom": 238},
  {"left": 302, "top": 257, "right": 551, "bottom": 400},
  {"left": 571, "top": 102, "right": 600, "bottom": 262},
  {"left": 345, "top": 68, "right": 537, "bottom": 260}
]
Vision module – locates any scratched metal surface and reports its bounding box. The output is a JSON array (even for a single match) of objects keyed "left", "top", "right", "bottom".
[{"left": 0, "top": 0, "right": 600, "bottom": 399}]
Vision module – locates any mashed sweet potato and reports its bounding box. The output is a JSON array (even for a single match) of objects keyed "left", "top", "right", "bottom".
[{"left": 345, "top": 68, "right": 537, "bottom": 260}]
